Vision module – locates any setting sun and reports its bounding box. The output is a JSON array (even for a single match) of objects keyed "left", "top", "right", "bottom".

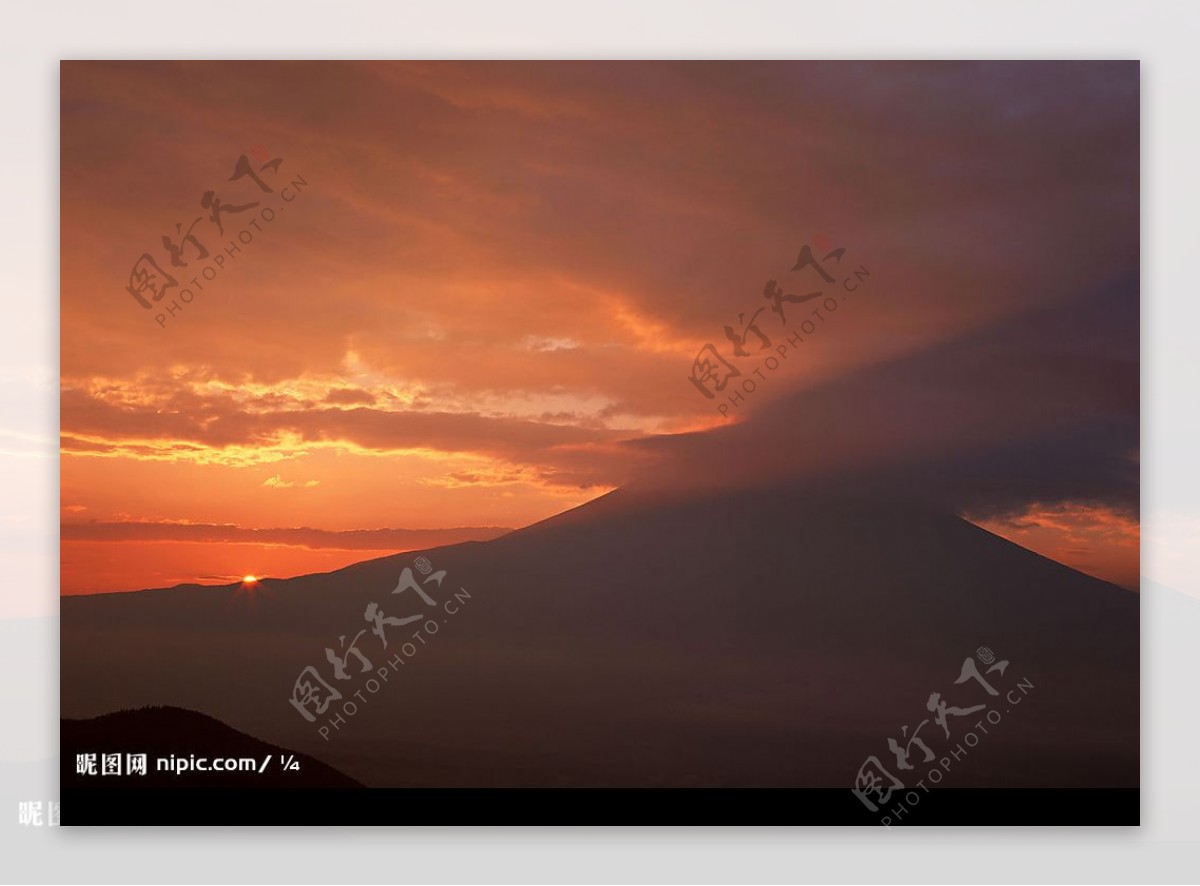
[{"left": 242, "top": 575, "right": 258, "bottom": 584}]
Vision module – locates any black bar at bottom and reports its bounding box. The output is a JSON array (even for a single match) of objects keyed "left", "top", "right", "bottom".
[{"left": 62, "top": 788, "right": 1139, "bottom": 826}]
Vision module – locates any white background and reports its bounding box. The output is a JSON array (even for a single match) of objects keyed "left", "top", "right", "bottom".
[{"left": 2, "top": 1, "right": 1197, "bottom": 882}]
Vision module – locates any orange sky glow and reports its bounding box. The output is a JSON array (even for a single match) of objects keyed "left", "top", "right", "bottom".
[{"left": 61, "top": 61, "right": 1139, "bottom": 594}]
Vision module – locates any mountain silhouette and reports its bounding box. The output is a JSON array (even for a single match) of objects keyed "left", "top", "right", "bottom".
[{"left": 61, "top": 481, "right": 1137, "bottom": 788}]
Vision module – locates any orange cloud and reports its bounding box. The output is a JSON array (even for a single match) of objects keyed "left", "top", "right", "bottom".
[
  {"left": 60, "top": 61, "right": 1139, "bottom": 596},
  {"left": 970, "top": 502, "right": 1140, "bottom": 590}
]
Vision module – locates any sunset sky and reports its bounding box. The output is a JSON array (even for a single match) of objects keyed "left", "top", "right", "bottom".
[{"left": 60, "top": 61, "right": 1139, "bottom": 594}]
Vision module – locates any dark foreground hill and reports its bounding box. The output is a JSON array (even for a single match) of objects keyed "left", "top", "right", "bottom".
[{"left": 62, "top": 706, "right": 361, "bottom": 788}]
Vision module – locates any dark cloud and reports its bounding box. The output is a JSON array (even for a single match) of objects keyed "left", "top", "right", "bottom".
[
  {"left": 61, "top": 521, "right": 511, "bottom": 550},
  {"left": 627, "top": 270, "right": 1138, "bottom": 518},
  {"left": 323, "top": 388, "right": 377, "bottom": 406}
]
